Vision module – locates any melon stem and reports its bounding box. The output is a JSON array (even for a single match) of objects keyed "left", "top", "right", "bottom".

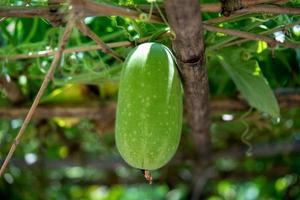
[{"left": 143, "top": 170, "right": 153, "bottom": 184}]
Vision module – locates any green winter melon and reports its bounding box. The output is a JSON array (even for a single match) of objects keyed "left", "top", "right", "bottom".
[{"left": 115, "top": 42, "right": 183, "bottom": 170}]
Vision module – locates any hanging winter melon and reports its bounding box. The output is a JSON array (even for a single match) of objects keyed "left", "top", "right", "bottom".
[{"left": 115, "top": 42, "right": 183, "bottom": 172}]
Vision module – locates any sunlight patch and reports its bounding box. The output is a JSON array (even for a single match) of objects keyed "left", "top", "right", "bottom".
[{"left": 256, "top": 41, "right": 267, "bottom": 54}]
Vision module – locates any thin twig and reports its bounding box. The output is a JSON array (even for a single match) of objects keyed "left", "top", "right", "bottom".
[
  {"left": 75, "top": 20, "right": 124, "bottom": 62},
  {"left": 217, "top": 20, "right": 300, "bottom": 49},
  {"left": 0, "top": 13, "right": 75, "bottom": 177},
  {"left": 203, "top": 24, "right": 300, "bottom": 48},
  {"left": 236, "top": 4, "right": 300, "bottom": 15},
  {"left": 200, "top": 0, "right": 292, "bottom": 13},
  {"left": 0, "top": 37, "right": 150, "bottom": 60}
]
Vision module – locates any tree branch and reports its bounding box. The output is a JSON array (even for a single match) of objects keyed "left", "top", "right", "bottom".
[
  {"left": 0, "top": 0, "right": 162, "bottom": 24},
  {"left": 0, "top": 0, "right": 296, "bottom": 22},
  {"left": 0, "top": 103, "right": 116, "bottom": 119},
  {"left": 0, "top": 12, "right": 75, "bottom": 177},
  {"left": 203, "top": 24, "right": 300, "bottom": 48},
  {"left": 220, "top": 0, "right": 243, "bottom": 17},
  {"left": 235, "top": 4, "right": 300, "bottom": 15},
  {"left": 213, "top": 20, "right": 300, "bottom": 49},
  {"left": 204, "top": 0, "right": 291, "bottom": 24},
  {"left": 0, "top": 92, "right": 299, "bottom": 120},
  {"left": 138, "top": 0, "right": 287, "bottom": 13}
]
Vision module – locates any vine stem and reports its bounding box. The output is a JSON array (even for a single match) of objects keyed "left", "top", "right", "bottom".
[
  {"left": 75, "top": 20, "right": 124, "bottom": 62},
  {"left": 0, "top": 12, "right": 75, "bottom": 177},
  {"left": 240, "top": 107, "right": 254, "bottom": 157},
  {"left": 154, "top": 1, "right": 169, "bottom": 27}
]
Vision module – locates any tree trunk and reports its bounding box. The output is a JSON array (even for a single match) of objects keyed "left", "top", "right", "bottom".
[{"left": 165, "top": 0, "right": 211, "bottom": 159}]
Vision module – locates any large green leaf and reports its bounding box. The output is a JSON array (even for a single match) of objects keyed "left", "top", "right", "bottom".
[{"left": 217, "top": 48, "right": 280, "bottom": 118}]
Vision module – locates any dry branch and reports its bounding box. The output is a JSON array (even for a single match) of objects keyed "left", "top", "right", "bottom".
[
  {"left": 214, "top": 20, "right": 300, "bottom": 49},
  {"left": 236, "top": 4, "right": 300, "bottom": 15},
  {"left": 204, "top": 24, "right": 300, "bottom": 48},
  {"left": 133, "top": 1, "right": 300, "bottom": 16},
  {"left": 200, "top": 0, "right": 296, "bottom": 14},
  {"left": 0, "top": 0, "right": 162, "bottom": 23},
  {"left": 0, "top": 13, "right": 75, "bottom": 177},
  {"left": 0, "top": 92, "right": 299, "bottom": 120},
  {"left": 204, "top": 0, "right": 288, "bottom": 24},
  {"left": 137, "top": 0, "right": 288, "bottom": 13},
  {"left": 0, "top": 0, "right": 297, "bottom": 22},
  {"left": 0, "top": 103, "right": 116, "bottom": 119}
]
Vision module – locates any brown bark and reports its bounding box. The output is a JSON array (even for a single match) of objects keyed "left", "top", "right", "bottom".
[
  {"left": 0, "top": 0, "right": 162, "bottom": 24},
  {"left": 221, "top": 0, "right": 243, "bottom": 16},
  {"left": 0, "top": 103, "right": 116, "bottom": 119},
  {"left": 0, "top": 0, "right": 295, "bottom": 23},
  {"left": 0, "top": 92, "right": 299, "bottom": 119},
  {"left": 165, "top": 0, "right": 211, "bottom": 158}
]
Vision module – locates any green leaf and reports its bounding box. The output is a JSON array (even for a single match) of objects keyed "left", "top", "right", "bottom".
[{"left": 217, "top": 48, "right": 280, "bottom": 118}]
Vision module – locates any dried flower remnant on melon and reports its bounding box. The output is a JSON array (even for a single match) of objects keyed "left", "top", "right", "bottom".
[{"left": 142, "top": 170, "right": 153, "bottom": 184}]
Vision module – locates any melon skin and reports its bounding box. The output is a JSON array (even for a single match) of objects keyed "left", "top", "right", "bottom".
[{"left": 115, "top": 42, "right": 183, "bottom": 170}]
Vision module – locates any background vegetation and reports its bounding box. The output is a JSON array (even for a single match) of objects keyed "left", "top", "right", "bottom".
[{"left": 0, "top": 0, "right": 300, "bottom": 199}]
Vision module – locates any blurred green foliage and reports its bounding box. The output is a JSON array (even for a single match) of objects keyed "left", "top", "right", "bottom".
[{"left": 1, "top": 0, "right": 300, "bottom": 199}]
